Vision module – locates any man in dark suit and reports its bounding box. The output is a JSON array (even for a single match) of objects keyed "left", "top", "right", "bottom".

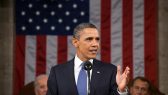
[{"left": 47, "top": 23, "right": 130, "bottom": 95}]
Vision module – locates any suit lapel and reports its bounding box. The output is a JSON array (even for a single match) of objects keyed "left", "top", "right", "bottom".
[
  {"left": 90, "top": 59, "right": 102, "bottom": 95},
  {"left": 66, "top": 59, "right": 78, "bottom": 95}
]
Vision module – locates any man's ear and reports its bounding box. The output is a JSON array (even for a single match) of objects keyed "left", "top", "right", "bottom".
[{"left": 72, "top": 37, "right": 79, "bottom": 48}]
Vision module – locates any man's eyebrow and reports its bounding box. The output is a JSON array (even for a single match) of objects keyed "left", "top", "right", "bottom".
[{"left": 85, "top": 37, "right": 93, "bottom": 39}]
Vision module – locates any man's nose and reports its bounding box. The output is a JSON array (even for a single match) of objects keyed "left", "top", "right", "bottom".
[
  {"left": 92, "top": 39, "right": 99, "bottom": 46},
  {"left": 136, "top": 88, "right": 143, "bottom": 94}
]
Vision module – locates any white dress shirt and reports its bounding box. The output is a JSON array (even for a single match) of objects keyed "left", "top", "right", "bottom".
[{"left": 74, "top": 55, "right": 93, "bottom": 85}]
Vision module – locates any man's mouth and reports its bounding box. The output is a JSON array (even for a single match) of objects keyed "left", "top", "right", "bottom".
[{"left": 89, "top": 50, "right": 97, "bottom": 54}]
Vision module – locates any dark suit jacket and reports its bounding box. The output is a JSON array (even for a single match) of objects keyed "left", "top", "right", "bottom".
[{"left": 47, "top": 59, "right": 119, "bottom": 95}]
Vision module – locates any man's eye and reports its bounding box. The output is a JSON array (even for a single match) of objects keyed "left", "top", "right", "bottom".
[
  {"left": 96, "top": 38, "right": 100, "bottom": 41},
  {"left": 141, "top": 88, "right": 147, "bottom": 92},
  {"left": 86, "top": 38, "right": 92, "bottom": 41},
  {"left": 134, "top": 86, "right": 139, "bottom": 90},
  {"left": 40, "top": 85, "right": 45, "bottom": 89}
]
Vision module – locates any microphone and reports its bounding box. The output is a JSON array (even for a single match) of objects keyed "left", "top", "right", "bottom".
[
  {"left": 84, "top": 61, "right": 93, "bottom": 71},
  {"left": 84, "top": 61, "right": 93, "bottom": 95}
]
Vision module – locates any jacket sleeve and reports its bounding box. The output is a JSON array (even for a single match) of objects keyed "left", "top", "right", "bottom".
[{"left": 110, "top": 65, "right": 120, "bottom": 95}]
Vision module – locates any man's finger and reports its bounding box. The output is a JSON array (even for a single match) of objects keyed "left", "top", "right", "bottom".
[
  {"left": 117, "top": 65, "right": 121, "bottom": 75},
  {"left": 125, "top": 66, "right": 130, "bottom": 75}
]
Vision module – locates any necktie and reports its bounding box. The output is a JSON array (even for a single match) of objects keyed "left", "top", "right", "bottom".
[{"left": 77, "top": 64, "right": 87, "bottom": 95}]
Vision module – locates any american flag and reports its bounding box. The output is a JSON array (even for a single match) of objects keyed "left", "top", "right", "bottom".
[{"left": 13, "top": 0, "right": 158, "bottom": 95}]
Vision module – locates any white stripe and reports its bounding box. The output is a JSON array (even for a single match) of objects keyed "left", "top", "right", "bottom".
[
  {"left": 67, "top": 36, "right": 76, "bottom": 60},
  {"left": 46, "top": 36, "right": 57, "bottom": 75},
  {"left": 90, "top": 0, "right": 101, "bottom": 60},
  {"left": 133, "top": 0, "right": 145, "bottom": 78},
  {"left": 25, "top": 36, "right": 36, "bottom": 84},
  {"left": 111, "top": 0, "right": 123, "bottom": 68}
]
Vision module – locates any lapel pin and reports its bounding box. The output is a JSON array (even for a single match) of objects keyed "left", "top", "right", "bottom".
[{"left": 97, "top": 71, "right": 100, "bottom": 74}]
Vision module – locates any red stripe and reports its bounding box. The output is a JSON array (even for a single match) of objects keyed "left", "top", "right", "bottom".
[
  {"left": 36, "top": 36, "right": 46, "bottom": 76},
  {"left": 144, "top": 0, "right": 158, "bottom": 87},
  {"left": 13, "top": 36, "right": 26, "bottom": 95},
  {"left": 57, "top": 36, "right": 67, "bottom": 64},
  {"left": 122, "top": 0, "right": 133, "bottom": 78},
  {"left": 100, "top": 0, "right": 111, "bottom": 63}
]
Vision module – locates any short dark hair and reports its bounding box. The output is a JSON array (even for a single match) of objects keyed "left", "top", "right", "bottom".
[
  {"left": 129, "top": 76, "right": 151, "bottom": 90},
  {"left": 73, "top": 23, "right": 98, "bottom": 39}
]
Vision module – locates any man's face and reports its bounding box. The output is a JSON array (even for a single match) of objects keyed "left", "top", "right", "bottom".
[
  {"left": 130, "top": 79, "right": 149, "bottom": 95},
  {"left": 72, "top": 28, "right": 100, "bottom": 61},
  {"left": 35, "top": 77, "right": 48, "bottom": 95}
]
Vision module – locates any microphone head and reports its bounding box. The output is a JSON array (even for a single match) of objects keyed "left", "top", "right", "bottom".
[{"left": 84, "top": 61, "right": 93, "bottom": 70}]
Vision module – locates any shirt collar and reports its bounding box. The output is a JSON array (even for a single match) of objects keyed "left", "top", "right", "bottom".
[{"left": 74, "top": 55, "right": 93, "bottom": 68}]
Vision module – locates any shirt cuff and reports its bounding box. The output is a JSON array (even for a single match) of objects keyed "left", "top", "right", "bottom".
[{"left": 117, "top": 87, "right": 128, "bottom": 95}]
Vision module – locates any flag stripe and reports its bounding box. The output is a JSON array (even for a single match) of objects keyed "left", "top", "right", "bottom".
[
  {"left": 100, "top": 0, "right": 111, "bottom": 62},
  {"left": 57, "top": 36, "right": 67, "bottom": 64},
  {"left": 144, "top": 0, "right": 158, "bottom": 86},
  {"left": 13, "top": 36, "right": 25, "bottom": 95},
  {"left": 133, "top": 0, "right": 145, "bottom": 77},
  {"left": 67, "top": 36, "right": 76, "bottom": 60},
  {"left": 111, "top": 0, "right": 123, "bottom": 67},
  {"left": 25, "top": 36, "right": 36, "bottom": 84},
  {"left": 36, "top": 36, "right": 46, "bottom": 75},
  {"left": 122, "top": 0, "right": 133, "bottom": 78},
  {"left": 46, "top": 36, "right": 57, "bottom": 75}
]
